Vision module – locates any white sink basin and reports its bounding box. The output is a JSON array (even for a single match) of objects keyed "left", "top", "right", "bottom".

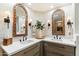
[
  {"left": 51, "top": 38, "right": 63, "bottom": 41},
  {"left": 20, "top": 40, "right": 35, "bottom": 45}
]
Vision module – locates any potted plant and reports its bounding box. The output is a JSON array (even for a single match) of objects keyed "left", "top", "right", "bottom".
[{"left": 34, "top": 20, "right": 45, "bottom": 39}]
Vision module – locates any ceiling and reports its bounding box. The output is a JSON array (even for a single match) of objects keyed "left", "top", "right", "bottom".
[{"left": 25, "top": 3, "right": 72, "bottom": 12}]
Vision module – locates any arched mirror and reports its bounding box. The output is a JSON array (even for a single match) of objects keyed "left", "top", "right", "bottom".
[
  {"left": 13, "top": 4, "right": 28, "bottom": 37},
  {"left": 52, "top": 9, "right": 65, "bottom": 35}
]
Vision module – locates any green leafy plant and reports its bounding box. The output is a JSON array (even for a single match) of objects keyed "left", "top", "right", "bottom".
[{"left": 35, "top": 20, "right": 45, "bottom": 30}]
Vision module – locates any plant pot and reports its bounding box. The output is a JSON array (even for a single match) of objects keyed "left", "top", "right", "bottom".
[{"left": 35, "top": 29, "right": 45, "bottom": 39}]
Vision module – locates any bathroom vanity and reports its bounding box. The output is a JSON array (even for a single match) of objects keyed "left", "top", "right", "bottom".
[
  {"left": 0, "top": 37, "right": 76, "bottom": 56},
  {"left": 43, "top": 41, "right": 75, "bottom": 56},
  {"left": 0, "top": 48, "right": 2, "bottom": 56},
  {"left": 0, "top": 3, "right": 76, "bottom": 56},
  {"left": 12, "top": 42, "right": 41, "bottom": 56}
]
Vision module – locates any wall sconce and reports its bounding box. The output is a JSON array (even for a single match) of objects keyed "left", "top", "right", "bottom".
[
  {"left": 67, "top": 20, "right": 73, "bottom": 28},
  {"left": 29, "top": 19, "right": 32, "bottom": 26},
  {"left": 48, "top": 20, "right": 50, "bottom": 29},
  {"left": 4, "top": 16, "right": 10, "bottom": 28},
  {"left": 48, "top": 23, "right": 50, "bottom": 26},
  {"left": 67, "top": 17, "right": 73, "bottom": 28},
  {"left": 67, "top": 17, "right": 73, "bottom": 36},
  {"left": 29, "top": 22, "right": 31, "bottom": 26}
]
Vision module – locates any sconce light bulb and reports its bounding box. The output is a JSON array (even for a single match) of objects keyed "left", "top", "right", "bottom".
[
  {"left": 48, "top": 20, "right": 50, "bottom": 23},
  {"left": 50, "top": 6, "right": 54, "bottom": 8},
  {"left": 5, "top": 11, "right": 10, "bottom": 16},
  {"left": 28, "top": 3, "right": 31, "bottom": 5},
  {"left": 30, "top": 19, "right": 32, "bottom": 22}
]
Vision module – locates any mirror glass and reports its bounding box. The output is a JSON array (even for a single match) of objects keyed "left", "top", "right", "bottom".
[
  {"left": 53, "top": 10, "right": 63, "bottom": 21},
  {"left": 13, "top": 4, "right": 28, "bottom": 36},
  {"left": 52, "top": 9, "right": 65, "bottom": 35},
  {"left": 16, "top": 6, "right": 26, "bottom": 34}
]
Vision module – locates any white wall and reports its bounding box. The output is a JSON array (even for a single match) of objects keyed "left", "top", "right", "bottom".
[
  {"left": 28, "top": 4, "right": 76, "bottom": 55},
  {"left": 61, "top": 4, "right": 75, "bottom": 40},
  {"left": 76, "top": 36, "right": 79, "bottom": 56},
  {"left": 75, "top": 3, "right": 79, "bottom": 56},
  {"left": 0, "top": 3, "right": 13, "bottom": 41},
  {"left": 0, "top": 3, "right": 75, "bottom": 42},
  {"left": 27, "top": 10, "right": 49, "bottom": 37},
  {"left": 27, "top": 4, "right": 75, "bottom": 41},
  {"left": 75, "top": 3, "right": 79, "bottom": 34}
]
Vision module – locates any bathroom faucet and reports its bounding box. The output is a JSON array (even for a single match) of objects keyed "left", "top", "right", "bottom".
[
  {"left": 56, "top": 35, "right": 58, "bottom": 39},
  {"left": 23, "top": 35, "right": 27, "bottom": 41},
  {"left": 56, "top": 35, "right": 63, "bottom": 40},
  {"left": 20, "top": 36, "right": 27, "bottom": 42}
]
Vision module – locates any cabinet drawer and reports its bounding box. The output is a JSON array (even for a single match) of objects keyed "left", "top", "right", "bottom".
[
  {"left": 13, "top": 43, "right": 40, "bottom": 56},
  {"left": 44, "top": 42, "right": 75, "bottom": 56}
]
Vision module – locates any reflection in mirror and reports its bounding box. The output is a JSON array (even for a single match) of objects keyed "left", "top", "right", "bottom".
[
  {"left": 52, "top": 9, "right": 65, "bottom": 35},
  {"left": 53, "top": 14, "right": 62, "bottom": 21},
  {"left": 16, "top": 16, "right": 25, "bottom": 34},
  {"left": 13, "top": 4, "right": 28, "bottom": 37}
]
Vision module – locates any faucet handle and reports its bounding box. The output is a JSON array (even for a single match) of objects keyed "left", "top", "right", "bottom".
[
  {"left": 59, "top": 37, "right": 61, "bottom": 39},
  {"left": 24, "top": 36, "right": 27, "bottom": 40},
  {"left": 56, "top": 35, "right": 58, "bottom": 39},
  {"left": 20, "top": 39, "right": 21, "bottom": 42},
  {"left": 54, "top": 36, "right": 55, "bottom": 39},
  {"left": 23, "top": 39, "right": 24, "bottom": 41},
  {"left": 25, "top": 37, "right": 27, "bottom": 40}
]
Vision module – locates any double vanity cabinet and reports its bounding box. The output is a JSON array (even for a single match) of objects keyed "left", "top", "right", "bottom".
[
  {"left": 43, "top": 41, "right": 75, "bottom": 56},
  {"left": 13, "top": 41, "right": 76, "bottom": 56},
  {"left": 1, "top": 38, "right": 76, "bottom": 56},
  {"left": 8, "top": 3, "right": 76, "bottom": 56}
]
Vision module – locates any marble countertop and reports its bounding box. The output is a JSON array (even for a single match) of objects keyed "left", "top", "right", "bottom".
[
  {"left": 42, "top": 37, "right": 76, "bottom": 47},
  {"left": 0, "top": 37, "right": 76, "bottom": 56},
  {"left": 1, "top": 39, "right": 41, "bottom": 56}
]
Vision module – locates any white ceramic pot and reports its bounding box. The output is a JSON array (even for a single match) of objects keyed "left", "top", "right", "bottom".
[{"left": 35, "top": 29, "right": 45, "bottom": 39}]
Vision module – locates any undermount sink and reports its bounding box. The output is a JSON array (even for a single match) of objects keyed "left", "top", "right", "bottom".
[
  {"left": 51, "top": 37, "right": 64, "bottom": 41},
  {"left": 20, "top": 40, "right": 35, "bottom": 44},
  {"left": 51, "top": 39, "right": 63, "bottom": 42},
  {"left": 50, "top": 35, "right": 64, "bottom": 41}
]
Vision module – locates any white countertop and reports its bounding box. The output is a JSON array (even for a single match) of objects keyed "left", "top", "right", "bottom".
[
  {"left": 43, "top": 37, "right": 76, "bottom": 46},
  {"left": 0, "top": 37, "right": 76, "bottom": 56},
  {"left": 1, "top": 38, "right": 41, "bottom": 56}
]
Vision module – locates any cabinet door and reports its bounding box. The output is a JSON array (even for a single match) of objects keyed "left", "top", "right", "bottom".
[
  {"left": 13, "top": 42, "right": 41, "bottom": 56},
  {"left": 44, "top": 50, "right": 64, "bottom": 56},
  {"left": 44, "top": 41, "right": 75, "bottom": 56},
  {"left": 0, "top": 48, "right": 2, "bottom": 56},
  {"left": 23, "top": 45, "right": 40, "bottom": 56},
  {"left": 40, "top": 41, "right": 44, "bottom": 56}
]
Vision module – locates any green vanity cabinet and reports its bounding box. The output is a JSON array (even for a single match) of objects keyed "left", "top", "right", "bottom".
[{"left": 43, "top": 41, "right": 76, "bottom": 56}]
